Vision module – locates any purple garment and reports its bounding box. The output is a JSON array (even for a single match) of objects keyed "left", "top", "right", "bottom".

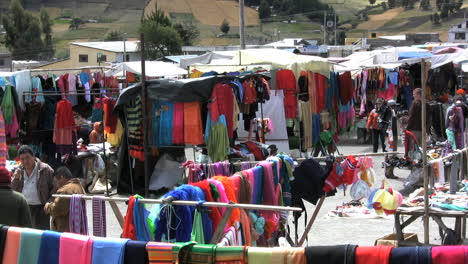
[
  {"left": 446, "top": 106, "right": 465, "bottom": 149},
  {"left": 69, "top": 194, "right": 88, "bottom": 235},
  {"left": 92, "top": 196, "right": 106, "bottom": 237}
]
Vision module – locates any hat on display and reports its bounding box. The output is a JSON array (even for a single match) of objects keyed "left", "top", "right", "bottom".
[{"left": 0, "top": 167, "right": 12, "bottom": 185}]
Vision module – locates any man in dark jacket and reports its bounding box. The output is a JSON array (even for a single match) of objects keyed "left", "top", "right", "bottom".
[
  {"left": 407, "top": 88, "right": 431, "bottom": 145},
  {"left": 0, "top": 167, "right": 32, "bottom": 227},
  {"left": 44, "top": 167, "right": 85, "bottom": 232},
  {"left": 11, "top": 145, "right": 55, "bottom": 230}
]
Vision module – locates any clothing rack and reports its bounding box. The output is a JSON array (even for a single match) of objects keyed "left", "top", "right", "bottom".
[{"left": 52, "top": 194, "right": 302, "bottom": 245}]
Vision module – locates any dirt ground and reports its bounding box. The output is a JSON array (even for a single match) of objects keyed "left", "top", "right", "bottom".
[
  {"left": 146, "top": 0, "right": 259, "bottom": 26},
  {"left": 357, "top": 8, "right": 403, "bottom": 31}
]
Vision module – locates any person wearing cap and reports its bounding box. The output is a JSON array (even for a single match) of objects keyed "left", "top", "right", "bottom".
[
  {"left": 0, "top": 167, "right": 32, "bottom": 227},
  {"left": 44, "top": 167, "right": 85, "bottom": 232},
  {"left": 11, "top": 145, "right": 55, "bottom": 230}
]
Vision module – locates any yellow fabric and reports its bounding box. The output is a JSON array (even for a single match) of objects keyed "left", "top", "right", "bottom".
[
  {"left": 105, "top": 120, "right": 123, "bottom": 146},
  {"left": 190, "top": 71, "right": 204, "bottom": 78}
]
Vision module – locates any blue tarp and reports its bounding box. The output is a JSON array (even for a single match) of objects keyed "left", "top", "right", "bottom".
[{"left": 398, "top": 52, "right": 433, "bottom": 60}]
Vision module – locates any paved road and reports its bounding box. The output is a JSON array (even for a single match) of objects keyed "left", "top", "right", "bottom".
[{"left": 85, "top": 136, "right": 453, "bottom": 246}]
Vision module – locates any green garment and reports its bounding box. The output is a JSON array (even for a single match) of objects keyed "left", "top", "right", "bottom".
[
  {"left": 209, "top": 183, "right": 220, "bottom": 201},
  {"left": 1, "top": 85, "right": 15, "bottom": 124},
  {"left": 190, "top": 209, "right": 205, "bottom": 244},
  {"left": 207, "top": 123, "right": 229, "bottom": 162},
  {"left": 0, "top": 187, "right": 32, "bottom": 227},
  {"left": 18, "top": 229, "right": 43, "bottom": 264}
]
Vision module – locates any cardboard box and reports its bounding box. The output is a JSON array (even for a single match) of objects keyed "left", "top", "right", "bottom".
[{"left": 375, "top": 233, "right": 420, "bottom": 247}]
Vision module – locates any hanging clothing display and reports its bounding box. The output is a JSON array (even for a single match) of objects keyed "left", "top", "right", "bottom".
[
  {"left": 276, "top": 69, "right": 298, "bottom": 119},
  {"left": 53, "top": 99, "right": 77, "bottom": 155},
  {"left": 127, "top": 96, "right": 144, "bottom": 161}
]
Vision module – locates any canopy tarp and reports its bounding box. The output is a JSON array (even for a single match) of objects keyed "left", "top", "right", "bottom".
[
  {"left": 230, "top": 49, "right": 331, "bottom": 78},
  {"left": 398, "top": 52, "right": 433, "bottom": 60},
  {"left": 109, "top": 61, "right": 187, "bottom": 77},
  {"left": 114, "top": 76, "right": 219, "bottom": 111},
  {"left": 180, "top": 51, "right": 238, "bottom": 69}
]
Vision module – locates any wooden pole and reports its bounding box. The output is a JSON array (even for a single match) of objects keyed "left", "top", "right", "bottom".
[
  {"left": 298, "top": 195, "right": 326, "bottom": 246},
  {"left": 140, "top": 33, "right": 150, "bottom": 197},
  {"left": 421, "top": 59, "right": 429, "bottom": 244}
]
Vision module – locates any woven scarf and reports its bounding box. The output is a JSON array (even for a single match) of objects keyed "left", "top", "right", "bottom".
[
  {"left": 18, "top": 228, "right": 43, "bottom": 264},
  {"left": 215, "top": 246, "right": 247, "bottom": 264},
  {"left": 147, "top": 242, "right": 174, "bottom": 264},
  {"left": 92, "top": 196, "right": 106, "bottom": 237},
  {"left": 69, "top": 194, "right": 88, "bottom": 235},
  {"left": 0, "top": 108, "right": 6, "bottom": 166},
  {"left": 1, "top": 85, "right": 14, "bottom": 124}
]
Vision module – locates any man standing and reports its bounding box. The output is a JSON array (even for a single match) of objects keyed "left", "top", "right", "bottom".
[
  {"left": 11, "top": 145, "right": 55, "bottom": 230},
  {"left": 44, "top": 167, "right": 85, "bottom": 232},
  {"left": 0, "top": 167, "right": 32, "bottom": 227},
  {"left": 407, "top": 88, "right": 431, "bottom": 145}
]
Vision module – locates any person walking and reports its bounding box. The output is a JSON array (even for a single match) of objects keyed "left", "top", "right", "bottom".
[
  {"left": 44, "top": 167, "right": 86, "bottom": 232},
  {"left": 407, "top": 88, "right": 431, "bottom": 145},
  {"left": 368, "top": 98, "right": 392, "bottom": 153},
  {"left": 0, "top": 167, "right": 32, "bottom": 227},
  {"left": 11, "top": 145, "right": 55, "bottom": 230}
]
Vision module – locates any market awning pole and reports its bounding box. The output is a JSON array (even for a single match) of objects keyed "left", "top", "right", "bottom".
[
  {"left": 140, "top": 33, "right": 150, "bottom": 197},
  {"left": 421, "top": 58, "right": 429, "bottom": 245}
]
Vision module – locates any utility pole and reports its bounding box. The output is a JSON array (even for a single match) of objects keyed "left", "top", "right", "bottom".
[
  {"left": 239, "top": 0, "right": 246, "bottom": 49},
  {"left": 334, "top": 13, "right": 337, "bottom": 46},
  {"left": 323, "top": 11, "right": 327, "bottom": 45}
]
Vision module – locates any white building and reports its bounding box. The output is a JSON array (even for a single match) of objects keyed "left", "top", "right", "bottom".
[{"left": 448, "top": 19, "right": 468, "bottom": 42}]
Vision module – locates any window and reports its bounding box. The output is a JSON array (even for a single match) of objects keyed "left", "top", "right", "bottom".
[
  {"left": 455, "top": 33, "right": 466, "bottom": 40},
  {"left": 125, "top": 54, "right": 130, "bottom": 61},
  {"left": 371, "top": 33, "right": 377, "bottom": 38},
  {"left": 0, "top": 59, "right": 4, "bottom": 66},
  {"left": 79, "top": 54, "right": 88, "bottom": 63},
  {"left": 98, "top": 54, "right": 107, "bottom": 62}
]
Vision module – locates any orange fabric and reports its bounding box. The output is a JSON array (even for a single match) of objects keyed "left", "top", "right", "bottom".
[
  {"left": 183, "top": 102, "right": 204, "bottom": 145},
  {"left": 213, "top": 176, "right": 240, "bottom": 228},
  {"left": 239, "top": 209, "right": 251, "bottom": 246},
  {"left": 285, "top": 248, "right": 306, "bottom": 264},
  {"left": 2, "top": 227, "right": 22, "bottom": 264},
  {"left": 366, "top": 110, "right": 379, "bottom": 130},
  {"left": 356, "top": 246, "right": 393, "bottom": 264}
]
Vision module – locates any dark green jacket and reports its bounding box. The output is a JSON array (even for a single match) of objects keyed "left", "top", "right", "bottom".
[{"left": 0, "top": 186, "right": 32, "bottom": 227}]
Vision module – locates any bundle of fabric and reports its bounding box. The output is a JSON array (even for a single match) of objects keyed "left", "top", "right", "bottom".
[{"left": 367, "top": 184, "right": 403, "bottom": 215}]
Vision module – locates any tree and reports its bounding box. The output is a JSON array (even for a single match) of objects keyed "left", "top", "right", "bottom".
[
  {"left": 436, "top": 0, "right": 443, "bottom": 10},
  {"left": 420, "top": 0, "right": 431, "bottom": 10},
  {"left": 139, "top": 22, "right": 182, "bottom": 59},
  {"left": 382, "top": 2, "right": 388, "bottom": 10},
  {"left": 272, "top": 0, "right": 282, "bottom": 10},
  {"left": 40, "top": 8, "right": 54, "bottom": 59},
  {"left": 69, "top": 18, "right": 84, "bottom": 30},
  {"left": 139, "top": 4, "right": 182, "bottom": 59},
  {"left": 388, "top": 0, "right": 396, "bottom": 8},
  {"left": 2, "top": 0, "right": 46, "bottom": 60},
  {"left": 105, "top": 31, "right": 125, "bottom": 41},
  {"left": 440, "top": 3, "right": 449, "bottom": 18},
  {"left": 258, "top": 0, "right": 271, "bottom": 19},
  {"left": 173, "top": 22, "right": 199, "bottom": 46},
  {"left": 220, "top": 19, "right": 230, "bottom": 34},
  {"left": 369, "top": 0, "right": 377, "bottom": 5},
  {"left": 432, "top": 12, "right": 440, "bottom": 25}
]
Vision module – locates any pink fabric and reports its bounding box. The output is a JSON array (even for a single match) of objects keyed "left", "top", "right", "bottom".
[
  {"left": 59, "top": 233, "right": 93, "bottom": 264},
  {"left": 257, "top": 161, "right": 280, "bottom": 237},
  {"left": 172, "top": 102, "right": 184, "bottom": 145},
  {"left": 207, "top": 179, "right": 229, "bottom": 214},
  {"left": 5, "top": 110, "right": 18, "bottom": 138},
  {"left": 2, "top": 227, "right": 22, "bottom": 264},
  {"left": 229, "top": 174, "right": 242, "bottom": 199},
  {"left": 432, "top": 246, "right": 468, "bottom": 264},
  {"left": 243, "top": 169, "right": 255, "bottom": 202}
]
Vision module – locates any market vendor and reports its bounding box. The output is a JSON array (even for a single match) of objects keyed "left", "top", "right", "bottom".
[
  {"left": 89, "top": 122, "right": 104, "bottom": 144},
  {"left": 44, "top": 167, "right": 85, "bottom": 232},
  {"left": 11, "top": 145, "right": 55, "bottom": 230},
  {"left": 406, "top": 88, "right": 431, "bottom": 145}
]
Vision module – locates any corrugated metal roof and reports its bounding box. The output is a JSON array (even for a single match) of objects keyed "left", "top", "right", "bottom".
[{"left": 71, "top": 41, "right": 140, "bottom": 53}]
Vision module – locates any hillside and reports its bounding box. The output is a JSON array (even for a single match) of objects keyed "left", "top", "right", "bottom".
[{"left": 1, "top": 0, "right": 466, "bottom": 58}]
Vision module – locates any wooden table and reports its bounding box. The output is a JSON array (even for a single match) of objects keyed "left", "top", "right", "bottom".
[{"left": 395, "top": 207, "right": 467, "bottom": 244}]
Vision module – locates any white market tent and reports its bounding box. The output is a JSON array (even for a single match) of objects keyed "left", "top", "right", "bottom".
[
  {"left": 189, "top": 49, "right": 331, "bottom": 78},
  {"left": 108, "top": 61, "right": 187, "bottom": 77}
]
